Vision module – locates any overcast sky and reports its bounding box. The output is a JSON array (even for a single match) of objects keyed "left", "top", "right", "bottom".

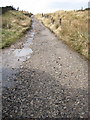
[{"left": 0, "top": 0, "right": 89, "bottom": 14}]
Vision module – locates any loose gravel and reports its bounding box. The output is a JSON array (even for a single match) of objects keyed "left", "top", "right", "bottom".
[{"left": 2, "top": 17, "right": 88, "bottom": 119}]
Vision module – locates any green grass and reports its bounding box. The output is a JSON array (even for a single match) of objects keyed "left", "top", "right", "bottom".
[
  {"left": 36, "top": 10, "right": 89, "bottom": 59},
  {"left": 0, "top": 10, "right": 32, "bottom": 48}
]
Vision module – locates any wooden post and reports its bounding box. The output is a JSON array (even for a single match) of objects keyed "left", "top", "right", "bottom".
[{"left": 59, "top": 18, "right": 62, "bottom": 25}]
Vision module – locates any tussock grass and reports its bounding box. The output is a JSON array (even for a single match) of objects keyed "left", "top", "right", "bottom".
[
  {"left": 0, "top": 10, "right": 32, "bottom": 48},
  {"left": 36, "top": 10, "right": 88, "bottom": 59}
]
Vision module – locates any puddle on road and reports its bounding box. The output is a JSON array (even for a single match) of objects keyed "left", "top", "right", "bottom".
[
  {"left": 14, "top": 48, "right": 33, "bottom": 57},
  {"left": 14, "top": 48, "right": 33, "bottom": 61},
  {"left": 13, "top": 31, "right": 35, "bottom": 62}
]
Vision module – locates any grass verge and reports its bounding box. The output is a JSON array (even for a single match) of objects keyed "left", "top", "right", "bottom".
[{"left": 0, "top": 10, "right": 32, "bottom": 48}]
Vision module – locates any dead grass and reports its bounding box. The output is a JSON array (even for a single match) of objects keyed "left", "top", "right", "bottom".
[
  {"left": 36, "top": 10, "right": 88, "bottom": 59},
  {"left": 0, "top": 10, "right": 32, "bottom": 48}
]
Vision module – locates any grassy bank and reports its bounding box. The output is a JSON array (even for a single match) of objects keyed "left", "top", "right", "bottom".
[
  {"left": 0, "top": 9, "right": 32, "bottom": 48},
  {"left": 36, "top": 10, "right": 88, "bottom": 59}
]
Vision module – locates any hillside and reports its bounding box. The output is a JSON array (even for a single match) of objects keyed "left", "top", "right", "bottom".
[
  {"left": 0, "top": 6, "right": 32, "bottom": 48},
  {"left": 36, "top": 10, "right": 88, "bottom": 59}
]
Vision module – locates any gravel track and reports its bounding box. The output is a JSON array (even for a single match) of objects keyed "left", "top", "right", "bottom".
[{"left": 2, "top": 17, "right": 88, "bottom": 119}]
